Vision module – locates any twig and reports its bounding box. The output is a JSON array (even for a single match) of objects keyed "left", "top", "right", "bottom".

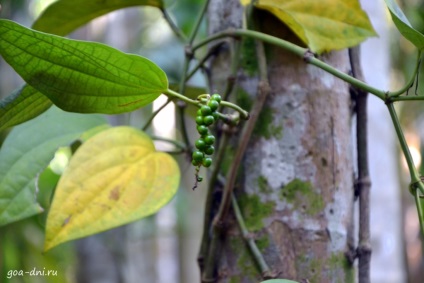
[
  {"left": 192, "top": 29, "right": 387, "bottom": 100},
  {"left": 142, "top": 98, "right": 172, "bottom": 131},
  {"left": 150, "top": 135, "right": 187, "bottom": 151},
  {"left": 160, "top": 8, "right": 187, "bottom": 42},
  {"left": 413, "top": 187, "right": 424, "bottom": 236},
  {"left": 186, "top": 42, "right": 225, "bottom": 82},
  {"left": 389, "top": 51, "right": 421, "bottom": 97},
  {"left": 231, "top": 193, "right": 274, "bottom": 279},
  {"left": 387, "top": 103, "right": 424, "bottom": 194},
  {"left": 188, "top": 0, "right": 210, "bottom": 44},
  {"left": 349, "top": 47, "right": 371, "bottom": 283}
]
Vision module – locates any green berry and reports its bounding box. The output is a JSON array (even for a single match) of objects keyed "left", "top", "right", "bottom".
[
  {"left": 211, "top": 94, "right": 222, "bottom": 103},
  {"left": 195, "top": 139, "right": 206, "bottom": 150},
  {"left": 204, "top": 135, "right": 215, "bottom": 145},
  {"left": 195, "top": 116, "right": 204, "bottom": 125},
  {"left": 192, "top": 150, "right": 204, "bottom": 162},
  {"left": 212, "top": 112, "right": 219, "bottom": 121},
  {"left": 204, "top": 145, "right": 215, "bottom": 155},
  {"left": 203, "top": 115, "right": 215, "bottom": 126},
  {"left": 197, "top": 125, "right": 209, "bottom": 135},
  {"left": 208, "top": 100, "right": 219, "bottom": 111},
  {"left": 200, "top": 105, "right": 212, "bottom": 116},
  {"left": 197, "top": 109, "right": 202, "bottom": 116},
  {"left": 192, "top": 159, "right": 200, "bottom": 166},
  {"left": 202, "top": 157, "right": 212, "bottom": 168},
  {"left": 197, "top": 176, "right": 203, "bottom": 182}
]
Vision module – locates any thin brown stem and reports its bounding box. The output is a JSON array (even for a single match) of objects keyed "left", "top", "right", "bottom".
[
  {"left": 202, "top": 38, "right": 270, "bottom": 282},
  {"left": 349, "top": 47, "right": 371, "bottom": 283}
]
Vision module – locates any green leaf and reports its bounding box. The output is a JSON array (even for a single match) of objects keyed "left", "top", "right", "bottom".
[
  {"left": 0, "top": 85, "right": 52, "bottom": 131},
  {"left": 255, "top": 0, "right": 377, "bottom": 53},
  {"left": 384, "top": 0, "right": 424, "bottom": 50},
  {"left": 44, "top": 126, "right": 180, "bottom": 251},
  {"left": 0, "top": 19, "right": 168, "bottom": 114},
  {"left": 0, "top": 107, "right": 107, "bottom": 226},
  {"left": 32, "top": 0, "right": 163, "bottom": 36},
  {"left": 261, "top": 280, "right": 299, "bottom": 283}
]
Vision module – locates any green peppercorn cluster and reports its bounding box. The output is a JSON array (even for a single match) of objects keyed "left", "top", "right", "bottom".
[{"left": 192, "top": 94, "right": 222, "bottom": 169}]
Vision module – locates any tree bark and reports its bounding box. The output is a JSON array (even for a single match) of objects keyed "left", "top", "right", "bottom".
[{"left": 206, "top": 1, "right": 355, "bottom": 282}]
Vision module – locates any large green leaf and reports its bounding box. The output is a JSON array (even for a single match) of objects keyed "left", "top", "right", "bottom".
[
  {"left": 255, "top": 0, "right": 377, "bottom": 53},
  {"left": 0, "top": 107, "right": 107, "bottom": 226},
  {"left": 32, "top": 0, "right": 163, "bottom": 36},
  {"left": 384, "top": 0, "right": 424, "bottom": 50},
  {"left": 0, "top": 19, "right": 168, "bottom": 114},
  {"left": 0, "top": 85, "right": 51, "bottom": 131},
  {"left": 44, "top": 126, "right": 180, "bottom": 251}
]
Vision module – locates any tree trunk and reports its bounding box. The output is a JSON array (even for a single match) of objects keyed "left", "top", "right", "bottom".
[{"left": 207, "top": 1, "right": 355, "bottom": 282}]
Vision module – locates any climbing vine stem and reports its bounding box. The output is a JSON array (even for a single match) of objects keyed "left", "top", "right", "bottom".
[
  {"left": 388, "top": 50, "right": 422, "bottom": 97},
  {"left": 160, "top": 8, "right": 187, "bottom": 42},
  {"left": 414, "top": 188, "right": 424, "bottom": 235},
  {"left": 194, "top": 29, "right": 420, "bottom": 100},
  {"left": 387, "top": 103, "right": 424, "bottom": 194},
  {"left": 231, "top": 193, "right": 273, "bottom": 278}
]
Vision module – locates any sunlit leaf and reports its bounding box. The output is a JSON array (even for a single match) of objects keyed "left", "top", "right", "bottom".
[
  {"left": 240, "top": 0, "right": 252, "bottom": 6},
  {"left": 261, "top": 280, "right": 299, "bottom": 283},
  {"left": 384, "top": 0, "right": 424, "bottom": 50},
  {"left": 255, "top": 0, "right": 377, "bottom": 53},
  {"left": 0, "top": 19, "right": 168, "bottom": 114},
  {"left": 0, "top": 107, "right": 107, "bottom": 226},
  {"left": 0, "top": 85, "right": 51, "bottom": 130},
  {"left": 44, "top": 126, "right": 180, "bottom": 251},
  {"left": 33, "top": 0, "right": 163, "bottom": 36}
]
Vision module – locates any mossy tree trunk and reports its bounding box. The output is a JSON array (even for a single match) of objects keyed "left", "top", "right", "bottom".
[{"left": 206, "top": 1, "right": 355, "bottom": 282}]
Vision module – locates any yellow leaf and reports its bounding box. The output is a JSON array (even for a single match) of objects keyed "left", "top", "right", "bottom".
[
  {"left": 255, "top": 0, "right": 377, "bottom": 53},
  {"left": 44, "top": 126, "right": 180, "bottom": 251},
  {"left": 240, "top": 0, "right": 252, "bottom": 6}
]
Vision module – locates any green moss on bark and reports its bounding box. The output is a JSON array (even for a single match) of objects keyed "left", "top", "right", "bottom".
[
  {"left": 328, "top": 253, "right": 354, "bottom": 283},
  {"left": 236, "top": 87, "right": 253, "bottom": 111},
  {"left": 257, "top": 175, "right": 271, "bottom": 193},
  {"left": 280, "top": 179, "right": 325, "bottom": 216},
  {"left": 253, "top": 106, "right": 273, "bottom": 139},
  {"left": 239, "top": 194, "right": 275, "bottom": 231}
]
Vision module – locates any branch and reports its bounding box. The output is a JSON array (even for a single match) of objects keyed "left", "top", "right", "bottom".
[
  {"left": 387, "top": 103, "right": 424, "bottom": 194},
  {"left": 192, "top": 29, "right": 386, "bottom": 100},
  {"left": 161, "top": 8, "right": 187, "bottom": 42},
  {"left": 188, "top": 0, "right": 210, "bottom": 45},
  {"left": 231, "top": 193, "right": 274, "bottom": 279},
  {"left": 349, "top": 47, "right": 371, "bottom": 283},
  {"left": 142, "top": 98, "right": 172, "bottom": 131},
  {"left": 413, "top": 187, "right": 424, "bottom": 236}
]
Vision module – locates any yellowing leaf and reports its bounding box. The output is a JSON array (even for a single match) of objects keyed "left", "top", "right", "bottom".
[
  {"left": 255, "top": 0, "right": 377, "bottom": 53},
  {"left": 240, "top": 0, "right": 252, "bottom": 6},
  {"left": 44, "top": 126, "right": 180, "bottom": 251}
]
